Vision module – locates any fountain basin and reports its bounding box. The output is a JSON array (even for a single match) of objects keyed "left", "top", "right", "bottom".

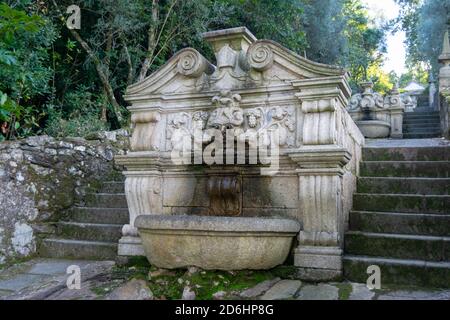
[
  {"left": 355, "top": 120, "right": 390, "bottom": 138},
  {"left": 135, "top": 215, "right": 300, "bottom": 270}
]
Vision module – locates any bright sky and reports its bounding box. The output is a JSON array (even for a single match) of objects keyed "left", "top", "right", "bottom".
[{"left": 362, "top": 0, "right": 407, "bottom": 75}]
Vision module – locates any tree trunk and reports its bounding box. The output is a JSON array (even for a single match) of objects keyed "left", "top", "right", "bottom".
[
  {"left": 69, "top": 29, "right": 123, "bottom": 123},
  {"left": 138, "top": 0, "right": 160, "bottom": 81}
]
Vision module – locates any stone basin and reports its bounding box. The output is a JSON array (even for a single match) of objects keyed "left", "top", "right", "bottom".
[
  {"left": 135, "top": 215, "right": 301, "bottom": 270},
  {"left": 355, "top": 120, "right": 391, "bottom": 138}
]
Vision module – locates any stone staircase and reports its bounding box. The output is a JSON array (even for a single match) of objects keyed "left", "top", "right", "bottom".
[
  {"left": 344, "top": 144, "right": 450, "bottom": 288},
  {"left": 403, "top": 95, "right": 441, "bottom": 139},
  {"left": 39, "top": 181, "right": 128, "bottom": 260}
]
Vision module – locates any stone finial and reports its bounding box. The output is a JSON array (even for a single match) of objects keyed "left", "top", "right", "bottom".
[
  {"left": 439, "top": 30, "right": 450, "bottom": 66},
  {"left": 390, "top": 83, "right": 400, "bottom": 95},
  {"left": 202, "top": 27, "right": 257, "bottom": 54},
  {"left": 360, "top": 81, "right": 374, "bottom": 95},
  {"left": 202, "top": 27, "right": 257, "bottom": 69}
]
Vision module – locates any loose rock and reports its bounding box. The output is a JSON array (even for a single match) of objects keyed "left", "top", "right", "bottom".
[
  {"left": 182, "top": 286, "right": 196, "bottom": 300},
  {"left": 240, "top": 278, "right": 281, "bottom": 298},
  {"left": 260, "top": 280, "right": 302, "bottom": 300},
  {"left": 106, "top": 279, "right": 153, "bottom": 300}
]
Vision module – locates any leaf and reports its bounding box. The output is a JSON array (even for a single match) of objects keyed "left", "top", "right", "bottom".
[{"left": 0, "top": 93, "right": 7, "bottom": 106}]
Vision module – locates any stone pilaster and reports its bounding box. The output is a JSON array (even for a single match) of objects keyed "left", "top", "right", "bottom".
[
  {"left": 289, "top": 147, "right": 350, "bottom": 280},
  {"left": 115, "top": 154, "right": 163, "bottom": 257},
  {"left": 289, "top": 76, "right": 356, "bottom": 280},
  {"left": 388, "top": 85, "right": 405, "bottom": 139}
]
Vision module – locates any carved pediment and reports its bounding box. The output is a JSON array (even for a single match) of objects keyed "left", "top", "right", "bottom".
[{"left": 124, "top": 27, "right": 348, "bottom": 100}]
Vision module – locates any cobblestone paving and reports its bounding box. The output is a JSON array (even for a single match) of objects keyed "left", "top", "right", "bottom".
[{"left": 0, "top": 259, "right": 449, "bottom": 300}]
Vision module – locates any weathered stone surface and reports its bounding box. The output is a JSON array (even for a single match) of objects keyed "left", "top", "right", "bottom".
[
  {"left": 0, "top": 274, "right": 49, "bottom": 292},
  {"left": 377, "top": 290, "right": 450, "bottom": 300},
  {"left": 106, "top": 279, "right": 153, "bottom": 300},
  {"left": 0, "top": 130, "right": 129, "bottom": 264},
  {"left": 297, "top": 284, "right": 339, "bottom": 300},
  {"left": 136, "top": 215, "right": 300, "bottom": 270},
  {"left": 260, "top": 280, "right": 302, "bottom": 300},
  {"left": 240, "top": 278, "right": 280, "bottom": 298},
  {"left": 182, "top": 286, "right": 196, "bottom": 300},
  {"left": 349, "top": 283, "right": 375, "bottom": 300},
  {"left": 212, "top": 290, "right": 226, "bottom": 300},
  {"left": 0, "top": 259, "right": 115, "bottom": 300}
]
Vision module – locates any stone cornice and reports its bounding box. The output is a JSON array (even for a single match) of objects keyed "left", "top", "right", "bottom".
[
  {"left": 287, "top": 145, "right": 351, "bottom": 171},
  {"left": 292, "top": 76, "right": 352, "bottom": 108},
  {"left": 125, "top": 84, "right": 300, "bottom": 112}
]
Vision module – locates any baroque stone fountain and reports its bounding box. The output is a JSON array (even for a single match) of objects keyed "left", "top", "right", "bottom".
[
  {"left": 347, "top": 82, "right": 405, "bottom": 138},
  {"left": 115, "top": 27, "right": 364, "bottom": 279}
]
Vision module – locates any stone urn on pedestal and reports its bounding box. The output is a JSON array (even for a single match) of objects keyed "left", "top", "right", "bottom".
[{"left": 347, "top": 82, "right": 405, "bottom": 139}]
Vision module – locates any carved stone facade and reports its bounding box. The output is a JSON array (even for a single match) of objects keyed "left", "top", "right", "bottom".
[
  {"left": 347, "top": 82, "right": 405, "bottom": 138},
  {"left": 116, "top": 27, "right": 364, "bottom": 279}
]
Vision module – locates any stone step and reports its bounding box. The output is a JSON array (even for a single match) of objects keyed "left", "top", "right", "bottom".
[
  {"left": 404, "top": 111, "right": 439, "bottom": 116},
  {"left": 56, "top": 221, "right": 122, "bottom": 242},
  {"left": 360, "top": 161, "right": 450, "bottom": 178},
  {"left": 403, "top": 133, "right": 442, "bottom": 139},
  {"left": 403, "top": 119, "right": 440, "bottom": 125},
  {"left": 362, "top": 147, "right": 450, "bottom": 161},
  {"left": 404, "top": 115, "right": 439, "bottom": 121},
  {"left": 39, "top": 238, "right": 118, "bottom": 260},
  {"left": 403, "top": 128, "right": 441, "bottom": 134},
  {"left": 357, "top": 177, "right": 450, "bottom": 195},
  {"left": 343, "top": 255, "right": 450, "bottom": 288},
  {"left": 345, "top": 231, "right": 450, "bottom": 261},
  {"left": 349, "top": 211, "right": 450, "bottom": 236},
  {"left": 412, "top": 107, "right": 433, "bottom": 112},
  {"left": 404, "top": 113, "right": 439, "bottom": 117},
  {"left": 84, "top": 193, "right": 128, "bottom": 208},
  {"left": 69, "top": 207, "right": 129, "bottom": 224},
  {"left": 99, "top": 182, "right": 125, "bottom": 194},
  {"left": 353, "top": 193, "right": 450, "bottom": 214},
  {"left": 404, "top": 123, "right": 440, "bottom": 129}
]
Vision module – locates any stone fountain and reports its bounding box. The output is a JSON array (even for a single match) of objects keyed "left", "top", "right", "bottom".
[
  {"left": 347, "top": 82, "right": 405, "bottom": 138},
  {"left": 115, "top": 27, "right": 364, "bottom": 279}
]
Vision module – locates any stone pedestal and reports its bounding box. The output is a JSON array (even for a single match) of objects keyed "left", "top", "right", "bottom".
[{"left": 116, "top": 165, "right": 162, "bottom": 257}]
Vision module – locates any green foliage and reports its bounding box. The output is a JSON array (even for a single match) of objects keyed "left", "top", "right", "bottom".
[
  {"left": 0, "top": 0, "right": 391, "bottom": 139},
  {"left": 395, "top": 0, "right": 450, "bottom": 75},
  {"left": 0, "top": 2, "right": 56, "bottom": 139},
  {"left": 44, "top": 108, "right": 107, "bottom": 138}
]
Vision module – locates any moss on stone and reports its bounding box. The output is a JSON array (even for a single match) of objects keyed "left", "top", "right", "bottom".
[
  {"left": 335, "top": 282, "right": 352, "bottom": 300},
  {"left": 111, "top": 260, "right": 297, "bottom": 300}
]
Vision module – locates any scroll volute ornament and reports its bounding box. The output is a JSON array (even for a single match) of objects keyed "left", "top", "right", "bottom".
[
  {"left": 130, "top": 111, "right": 161, "bottom": 151},
  {"left": 247, "top": 42, "right": 274, "bottom": 72},
  {"left": 177, "top": 48, "right": 215, "bottom": 78}
]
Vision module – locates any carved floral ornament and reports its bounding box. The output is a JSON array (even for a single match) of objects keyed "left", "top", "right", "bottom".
[{"left": 167, "top": 90, "right": 295, "bottom": 152}]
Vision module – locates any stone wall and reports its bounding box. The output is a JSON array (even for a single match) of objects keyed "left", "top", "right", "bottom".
[{"left": 0, "top": 130, "right": 129, "bottom": 264}]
